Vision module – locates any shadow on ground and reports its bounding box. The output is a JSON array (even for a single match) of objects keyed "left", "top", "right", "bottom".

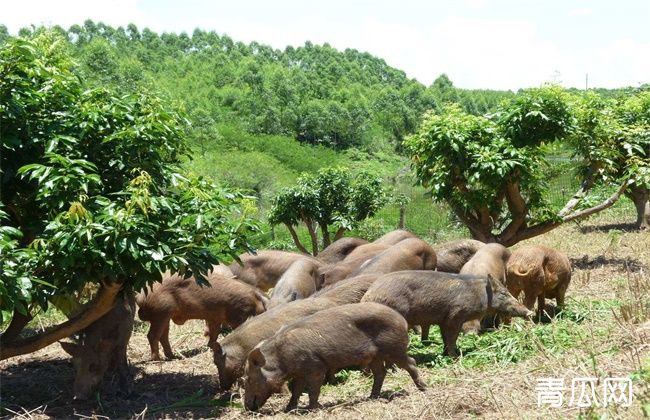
[
  {"left": 0, "top": 357, "right": 225, "bottom": 418},
  {"left": 571, "top": 254, "right": 646, "bottom": 272}
]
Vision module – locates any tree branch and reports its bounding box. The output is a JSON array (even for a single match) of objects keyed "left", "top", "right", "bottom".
[
  {"left": 284, "top": 223, "right": 309, "bottom": 254},
  {"left": 0, "top": 308, "right": 33, "bottom": 344},
  {"left": 558, "top": 164, "right": 597, "bottom": 217},
  {"left": 333, "top": 227, "right": 346, "bottom": 241},
  {"left": 499, "top": 180, "right": 528, "bottom": 243},
  {"left": 451, "top": 205, "right": 493, "bottom": 242},
  {"left": 0, "top": 282, "right": 122, "bottom": 360},
  {"left": 319, "top": 222, "right": 331, "bottom": 249},
  {"left": 505, "top": 180, "right": 629, "bottom": 246},
  {"left": 303, "top": 218, "right": 319, "bottom": 256}
]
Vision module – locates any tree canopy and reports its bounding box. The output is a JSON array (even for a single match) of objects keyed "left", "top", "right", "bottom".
[{"left": 0, "top": 33, "right": 258, "bottom": 359}]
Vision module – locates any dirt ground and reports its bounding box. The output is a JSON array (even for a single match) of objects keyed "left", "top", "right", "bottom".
[{"left": 1, "top": 208, "right": 649, "bottom": 419}]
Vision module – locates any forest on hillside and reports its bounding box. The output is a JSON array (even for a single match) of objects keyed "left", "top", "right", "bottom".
[{"left": 0, "top": 21, "right": 522, "bottom": 151}]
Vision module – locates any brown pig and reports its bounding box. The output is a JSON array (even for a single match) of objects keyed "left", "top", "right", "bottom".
[
  {"left": 60, "top": 293, "right": 135, "bottom": 400},
  {"left": 137, "top": 270, "right": 267, "bottom": 361},
  {"left": 310, "top": 274, "right": 377, "bottom": 305},
  {"left": 210, "top": 298, "right": 334, "bottom": 391},
  {"left": 361, "top": 271, "right": 533, "bottom": 357},
  {"left": 352, "top": 238, "right": 437, "bottom": 276},
  {"left": 433, "top": 239, "right": 485, "bottom": 273},
  {"left": 317, "top": 243, "right": 388, "bottom": 287},
  {"left": 373, "top": 229, "right": 417, "bottom": 245},
  {"left": 243, "top": 303, "right": 426, "bottom": 412},
  {"left": 458, "top": 243, "right": 511, "bottom": 334},
  {"left": 230, "top": 250, "right": 318, "bottom": 291},
  {"left": 317, "top": 237, "right": 369, "bottom": 264},
  {"left": 506, "top": 245, "right": 571, "bottom": 317},
  {"left": 268, "top": 259, "right": 320, "bottom": 309}
]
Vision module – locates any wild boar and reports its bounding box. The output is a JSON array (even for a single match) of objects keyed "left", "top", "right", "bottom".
[
  {"left": 373, "top": 229, "right": 417, "bottom": 245},
  {"left": 361, "top": 271, "right": 533, "bottom": 356},
  {"left": 60, "top": 293, "right": 135, "bottom": 400},
  {"left": 459, "top": 243, "right": 511, "bottom": 334},
  {"left": 352, "top": 238, "right": 437, "bottom": 276},
  {"left": 243, "top": 302, "right": 426, "bottom": 412},
  {"left": 136, "top": 270, "right": 267, "bottom": 361},
  {"left": 268, "top": 259, "right": 320, "bottom": 309},
  {"left": 210, "top": 298, "right": 334, "bottom": 391},
  {"left": 317, "top": 237, "right": 369, "bottom": 264},
  {"left": 229, "top": 250, "right": 318, "bottom": 291},
  {"left": 317, "top": 244, "right": 388, "bottom": 287},
  {"left": 506, "top": 245, "right": 571, "bottom": 317},
  {"left": 433, "top": 239, "right": 485, "bottom": 273},
  {"left": 310, "top": 274, "right": 377, "bottom": 305}
]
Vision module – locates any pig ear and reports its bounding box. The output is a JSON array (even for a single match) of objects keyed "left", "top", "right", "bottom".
[
  {"left": 60, "top": 341, "right": 81, "bottom": 357},
  {"left": 318, "top": 273, "right": 326, "bottom": 288},
  {"left": 249, "top": 347, "right": 266, "bottom": 368}
]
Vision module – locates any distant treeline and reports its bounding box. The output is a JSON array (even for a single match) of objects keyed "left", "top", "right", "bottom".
[{"left": 0, "top": 21, "right": 634, "bottom": 150}]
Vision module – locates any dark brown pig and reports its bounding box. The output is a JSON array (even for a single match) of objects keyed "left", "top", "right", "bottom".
[
  {"left": 137, "top": 270, "right": 267, "bottom": 361},
  {"left": 317, "top": 237, "right": 368, "bottom": 264},
  {"left": 353, "top": 238, "right": 437, "bottom": 276},
  {"left": 60, "top": 293, "right": 135, "bottom": 400},
  {"left": 243, "top": 303, "right": 426, "bottom": 412},
  {"left": 210, "top": 298, "right": 334, "bottom": 391},
  {"left": 268, "top": 259, "right": 320, "bottom": 309},
  {"left": 458, "top": 243, "right": 511, "bottom": 334},
  {"left": 230, "top": 250, "right": 318, "bottom": 291},
  {"left": 361, "top": 271, "right": 533, "bottom": 357},
  {"left": 506, "top": 245, "right": 571, "bottom": 318},
  {"left": 433, "top": 239, "right": 484, "bottom": 273},
  {"left": 317, "top": 244, "right": 388, "bottom": 287},
  {"left": 373, "top": 229, "right": 417, "bottom": 245}
]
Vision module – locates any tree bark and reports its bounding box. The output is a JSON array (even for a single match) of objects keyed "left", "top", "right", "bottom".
[
  {"left": 629, "top": 186, "right": 650, "bottom": 230},
  {"left": 398, "top": 203, "right": 405, "bottom": 228},
  {"left": 284, "top": 223, "right": 309, "bottom": 254},
  {"left": 0, "top": 282, "right": 122, "bottom": 360},
  {"left": 451, "top": 206, "right": 496, "bottom": 243},
  {"left": 304, "top": 218, "right": 319, "bottom": 256},
  {"left": 333, "top": 227, "right": 346, "bottom": 241},
  {"left": 0, "top": 308, "right": 33, "bottom": 344},
  {"left": 319, "top": 222, "right": 331, "bottom": 249},
  {"left": 499, "top": 180, "right": 528, "bottom": 244}
]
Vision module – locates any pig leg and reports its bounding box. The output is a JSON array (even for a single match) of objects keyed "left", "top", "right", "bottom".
[
  {"left": 394, "top": 356, "right": 426, "bottom": 391},
  {"left": 420, "top": 324, "right": 430, "bottom": 342},
  {"left": 441, "top": 324, "right": 461, "bottom": 358},
  {"left": 147, "top": 318, "right": 170, "bottom": 361},
  {"left": 305, "top": 371, "right": 325, "bottom": 409},
  {"left": 537, "top": 291, "right": 546, "bottom": 321},
  {"left": 368, "top": 358, "right": 387, "bottom": 398},
  {"left": 286, "top": 377, "right": 306, "bottom": 412},
  {"left": 160, "top": 323, "right": 175, "bottom": 359}
]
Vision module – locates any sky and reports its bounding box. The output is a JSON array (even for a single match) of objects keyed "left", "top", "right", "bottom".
[{"left": 3, "top": 0, "right": 649, "bottom": 90}]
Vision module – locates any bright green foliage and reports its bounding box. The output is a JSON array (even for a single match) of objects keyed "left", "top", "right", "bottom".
[
  {"left": 405, "top": 86, "right": 578, "bottom": 245},
  {"left": 0, "top": 34, "right": 257, "bottom": 324},
  {"left": 269, "top": 168, "right": 387, "bottom": 254}
]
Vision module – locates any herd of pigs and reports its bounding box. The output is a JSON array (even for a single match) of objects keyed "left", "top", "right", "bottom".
[{"left": 62, "top": 230, "right": 572, "bottom": 412}]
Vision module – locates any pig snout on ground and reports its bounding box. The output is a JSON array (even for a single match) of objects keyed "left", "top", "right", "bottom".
[
  {"left": 137, "top": 270, "right": 267, "bottom": 361},
  {"left": 506, "top": 245, "right": 572, "bottom": 320},
  {"left": 229, "top": 250, "right": 319, "bottom": 291},
  {"left": 268, "top": 259, "right": 320, "bottom": 309},
  {"left": 243, "top": 302, "right": 426, "bottom": 412},
  {"left": 210, "top": 298, "right": 334, "bottom": 391},
  {"left": 361, "top": 271, "right": 533, "bottom": 357},
  {"left": 60, "top": 293, "right": 135, "bottom": 400},
  {"left": 317, "top": 237, "right": 369, "bottom": 264},
  {"left": 353, "top": 238, "right": 437, "bottom": 277},
  {"left": 373, "top": 229, "right": 417, "bottom": 245},
  {"left": 433, "top": 239, "right": 485, "bottom": 273},
  {"left": 459, "top": 243, "right": 511, "bottom": 334}
]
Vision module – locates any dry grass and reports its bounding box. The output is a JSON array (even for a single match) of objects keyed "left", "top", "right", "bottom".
[{"left": 1, "top": 205, "right": 649, "bottom": 419}]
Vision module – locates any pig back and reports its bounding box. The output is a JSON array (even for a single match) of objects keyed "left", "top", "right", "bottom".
[
  {"left": 317, "top": 237, "right": 369, "bottom": 264},
  {"left": 434, "top": 239, "right": 485, "bottom": 273}
]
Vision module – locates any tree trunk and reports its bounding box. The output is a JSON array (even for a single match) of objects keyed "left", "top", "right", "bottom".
[
  {"left": 284, "top": 224, "right": 309, "bottom": 254},
  {"left": 0, "top": 282, "right": 122, "bottom": 360},
  {"left": 629, "top": 186, "right": 650, "bottom": 230},
  {"left": 319, "top": 223, "right": 331, "bottom": 249},
  {"left": 398, "top": 204, "right": 405, "bottom": 228},
  {"left": 304, "top": 219, "right": 319, "bottom": 256},
  {"left": 0, "top": 308, "right": 33, "bottom": 344},
  {"left": 333, "top": 227, "right": 346, "bottom": 241}
]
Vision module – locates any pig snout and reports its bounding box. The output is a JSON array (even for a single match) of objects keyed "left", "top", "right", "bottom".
[{"left": 495, "top": 292, "right": 533, "bottom": 318}]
